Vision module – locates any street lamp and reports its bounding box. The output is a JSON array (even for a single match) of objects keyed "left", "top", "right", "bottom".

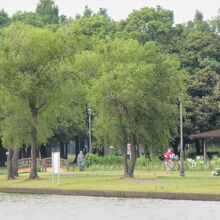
[
  {"left": 179, "top": 95, "right": 185, "bottom": 177},
  {"left": 88, "top": 108, "right": 92, "bottom": 153}
]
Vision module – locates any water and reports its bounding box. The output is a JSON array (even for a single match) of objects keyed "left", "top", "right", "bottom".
[{"left": 0, "top": 193, "right": 219, "bottom": 220}]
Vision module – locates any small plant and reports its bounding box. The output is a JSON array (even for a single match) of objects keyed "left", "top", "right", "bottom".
[{"left": 212, "top": 168, "right": 220, "bottom": 176}]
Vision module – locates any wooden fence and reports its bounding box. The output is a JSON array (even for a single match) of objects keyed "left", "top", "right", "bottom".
[{"left": 18, "top": 158, "right": 69, "bottom": 173}]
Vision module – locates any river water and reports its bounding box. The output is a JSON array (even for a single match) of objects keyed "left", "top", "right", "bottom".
[{"left": 0, "top": 193, "right": 219, "bottom": 220}]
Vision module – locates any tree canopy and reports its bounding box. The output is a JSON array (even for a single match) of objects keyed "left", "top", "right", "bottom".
[{"left": 1, "top": 1, "right": 220, "bottom": 177}]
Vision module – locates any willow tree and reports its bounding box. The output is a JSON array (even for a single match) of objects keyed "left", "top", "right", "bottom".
[
  {"left": 2, "top": 111, "right": 30, "bottom": 179},
  {"left": 90, "top": 40, "right": 185, "bottom": 177},
  {"left": 0, "top": 23, "right": 83, "bottom": 179},
  {"left": 0, "top": 90, "right": 30, "bottom": 179}
]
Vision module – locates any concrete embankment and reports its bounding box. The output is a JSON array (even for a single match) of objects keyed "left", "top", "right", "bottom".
[{"left": 0, "top": 187, "right": 220, "bottom": 201}]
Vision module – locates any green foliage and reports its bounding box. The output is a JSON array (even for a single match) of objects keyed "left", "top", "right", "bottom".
[
  {"left": 185, "top": 10, "right": 211, "bottom": 33},
  {"left": 212, "top": 168, "right": 220, "bottom": 176},
  {"left": 97, "top": 8, "right": 109, "bottom": 18},
  {"left": 210, "top": 9, "right": 220, "bottom": 34},
  {"left": 85, "top": 153, "right": 154, "bottom": 168},
  {"left": 177, "top": 31, "right": 220, "bottom": 73},
  {"left": 69, "top": 16, "right": 117, "bottom": 40},
  {"left": 12, "top": 12, "right": 44, "bottom": 27},
  {"left": 0, "top": 95, "right": 31, "bottom": 149},
  {"left": 0, "top": 23, "right": 85, "bottom": 149},
  {"left": 36, "top": 0, "right": 59, "bottom": 24},
  {"left": 76, "top": 6, "right": 110, "bottom": 20},
  {"left": 1, "top": 3, "right": 220, "bottom": 175},
  {"left": 84, "top": 153, "right": 220, "bottom": 172},
  {"left": 90, "top": 39, "right": 185, "bottom": 150},
  {"left": 85, "top": 153, "right": 99, "bottom": 167},
  {"left": 82, "top": 6, "right": 93, "bottom": 18},
  {"left": 185, "top": 67, "right": 220, "bottom": 135},
  {"left": 136, "top": 157, "right": 150, "bottom": 167},
  {"left": 118, "top": 6, "right": 174, "bottom": 44},
  {"left": 0, "top": 9, "right": 10, "bottom": 27},
  {"left": 185, "top": 156, "right": 220, "bottom": 171},
  {"left": 85, "top": 154, "right": 124, "bottom": 167}
]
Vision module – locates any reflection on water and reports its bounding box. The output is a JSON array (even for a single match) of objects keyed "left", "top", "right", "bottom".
[{"left": 0, "top": 193, "right": 219, "bottom": 220}]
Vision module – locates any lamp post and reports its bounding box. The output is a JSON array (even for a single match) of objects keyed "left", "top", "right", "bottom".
[
  {"left": 88, "top": 108, "right": 92, "bottom": 153},
  {"left": 179, "top": 95, "right": 185, "bottom": 177}
]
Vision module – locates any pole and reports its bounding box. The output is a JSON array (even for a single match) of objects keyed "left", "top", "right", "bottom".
[
  {"left": 179, "top": 95, "right": 185, "bottom": 177},
  {"left": 52, "top": 152, "right": 54, "bottom": 184},
  {"left": 88, "top": 108, "right": 92, "bottom": 153},
  {"left": 58, "top": 153, "right": 60, "bottom": 185},
  {"left": 203, "top": 139, "right": 207, "bottom": 163}
]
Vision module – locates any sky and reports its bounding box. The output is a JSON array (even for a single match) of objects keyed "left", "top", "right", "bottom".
[{"left": 0, "top": 0, "right": 220, "bottom": 24}]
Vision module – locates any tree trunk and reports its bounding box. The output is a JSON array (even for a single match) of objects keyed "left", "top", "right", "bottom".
[
  {"left": 123, "top": 144, "right": 129, "bottom": 177},
  {"left": 0, "top": 140, "right": 7, "bottom": 167},
  {"left": 29, "top": 121, "right": 39, "bottom": 179},
  {"left": 12, "top": 148, "right": 20, "bottom": 177},
  {"left": 128, "top": 138, "right": 136, "bottom": 177},
  {"left": 7, "top": 149, "right": 15, "bottom": 180},
  {"left": 60, "top": 141, "right": 65, "bottom": 158},
  {"left": 64, "top": 142, "right": 68, "bottom": 159},
  {"left": 195, "top": 139, "right": 201, "bottom": 155},
  {"left": 29, "top": 99, "right": 39, "bottom": 179},
  {"left": 40, "top": 144, "right": 47, "bottom": 159},
  {"left": 74, "top": 135, "right": 80, "bottom": 163},
  {"left": 172, "top": 138, "right": 179, "bottom": 155},
  {"left": 203, "top": 138, "right": 208, "bottom": 163}
]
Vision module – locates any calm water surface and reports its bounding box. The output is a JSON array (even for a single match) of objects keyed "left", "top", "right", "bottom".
[{"left": 0, "top": 193, "right": 219, "bottom": 220}]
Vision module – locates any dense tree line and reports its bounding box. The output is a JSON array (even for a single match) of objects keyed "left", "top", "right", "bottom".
[{"left": 0, "top": 0, "right": 220, "bottom": 178}]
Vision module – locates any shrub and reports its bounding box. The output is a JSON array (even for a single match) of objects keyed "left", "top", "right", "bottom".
[
  {"left": 136, "top": 157, "right": 150, "bottom": 167},
  {"left": 85, "top": 153, "right": 99, "bottom": 167},
  {"left": 212, "top": 168, "right": 220, "bottom": 176}
]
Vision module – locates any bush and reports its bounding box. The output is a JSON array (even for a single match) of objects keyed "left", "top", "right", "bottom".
[
  {"left": 85, "top": 153, "right": 99, "bottom": 167},
  {"left": 85, "top": 153, "right": 164, "bottom": 170},
  {"left": 212, "top": 168, "right": 220, "bottom": 176},
  {"left": 85, "top": 154, "right": 124, "bottom": 167},
  {"left": 136, "top": 157, "right": 150, "bottom": 167},
  {"left": 67, "top": 154, "right": 75, "bottom": 164},
  {"left": 84, "top": 153, "right": 220, "bottom": 172}
]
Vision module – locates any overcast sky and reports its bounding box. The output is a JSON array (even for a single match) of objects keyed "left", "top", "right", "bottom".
[{"left": 1, "top": 0, "right": 220, "bottom": 23}]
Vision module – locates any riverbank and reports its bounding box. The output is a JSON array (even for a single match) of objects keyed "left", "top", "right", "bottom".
[
  {"left": 0, "top": 170, "right": 220, "bottom": 201},
  {"left": 0, "top": 187, "right": 220, "bottom": 201}
]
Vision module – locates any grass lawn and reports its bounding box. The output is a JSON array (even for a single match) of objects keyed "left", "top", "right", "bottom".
[{"left": 0, "top": 168, "right": 220, "bottom": 194}]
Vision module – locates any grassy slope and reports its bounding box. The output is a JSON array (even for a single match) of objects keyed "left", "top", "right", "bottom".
[{"left": 0, "top": 168, "right": 220, "bottom": 194}]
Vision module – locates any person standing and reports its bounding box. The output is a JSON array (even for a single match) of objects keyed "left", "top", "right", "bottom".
[
  {"left": 77, "top": 151, "right": 85, "bottom": 171},
  {"left": 164, "top": 148, "right": 175, "bottom": 173}
]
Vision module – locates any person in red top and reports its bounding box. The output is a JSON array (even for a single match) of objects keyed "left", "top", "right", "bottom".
[{"left": 164, "top": 148, "right": 175, "bottom": 173}]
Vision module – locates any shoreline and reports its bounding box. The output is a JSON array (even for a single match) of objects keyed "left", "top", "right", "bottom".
[{"left": 0, "top": 188, "right": 220, "bottom": 201}]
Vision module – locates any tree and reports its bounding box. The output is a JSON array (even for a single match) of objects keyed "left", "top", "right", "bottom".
[
  {"left": 186, "top": 10, "right": 211, "bottom": 33},
  {"left": 11, "top": 11, "right": 44, "bottom": 27},
  {"left": 90, "top": 40, "right": 185, "bottom": 177},
  {"left": 185, "top": 67, "right": 220, "bottom": 135},
  {"left": 49, "top": 81, "right": 88, "bottom": 160},
  {"left": 210, "top": 9, "right": 220, "bottom": 34},
  {"left": 176, "top": 32, "right": 220, "bottom": 73},
  {"left": 59, "top": 15, "right": 72, "bottom": 23},
  {"left": 97, "top": 8, "right": 109, "bottom": 18},
  {"left": 0, "top": 9, "right": 10, "bottom": 27},
  {"left": 82, "top": 5, "right": 93, "bottom": 18},
  {"left": 0, "top": 92, "right": 30, "bottom": 179},
  {"left": 118, "top": 6, "right": 174, "bottom": 45},
  {"left": 0, "top": 23, "right": 83, "bottom": 179},
  {"left": 68, "top": 15, "right": 117, "bottom": 40},
  {"left": 36, "top": 0, "right": 59, "bottom": 24}
]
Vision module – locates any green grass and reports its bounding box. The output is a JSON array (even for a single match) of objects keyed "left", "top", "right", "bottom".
[{"left": 0, "top": 167, "right": 220, "bottom": 194}]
